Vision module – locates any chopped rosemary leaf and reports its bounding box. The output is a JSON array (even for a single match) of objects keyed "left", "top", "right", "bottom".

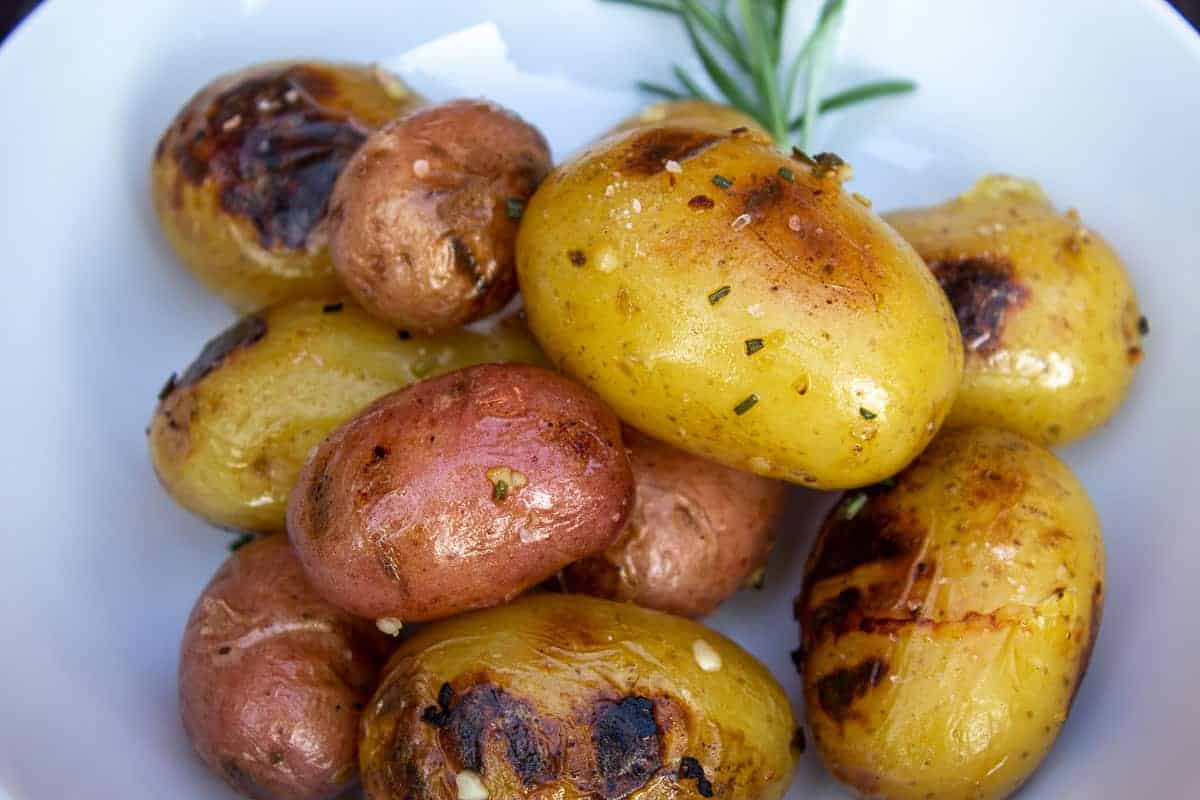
[
  {"left": 708, "top": 285, "right": 731, "bottom": 304},
  {"left": 492, "top": 480, "right": 509, "bottom": 502},
  {"left": 859, "top": 407, "right": 877, "bottom": 420},
  {"left": 734, "top": 393, "right": 759, "bottom": 415},
  {"left": 840, "top": 493, "right": 868, "bottom": 520},
  {"left": 777, "top": 166, "right": 795, "bottom": 182},
  {"left": 505, "top": 197, "right": 525, "bottom": 219},
  {"left": 711, "top": 174, "right": 733, "bottom": 190},
  {"left": 745, "top": 338, "right": 765, "bottom": 355}
]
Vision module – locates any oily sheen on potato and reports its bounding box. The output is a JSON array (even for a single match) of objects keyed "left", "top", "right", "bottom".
[
  {"left": 795, "top": 426, "right": 1105, "bottom": 800},
  {"left": 516, "top": 124, "right": 963, "bottom": 489},
  {"left": 287, "top": 364, "right": 634, "bottom": 622},
  {"left": 885, "top": 174, "right": 1144, "bottom": 446},
  {"left": 152, "top": 61, "right": 421, "bottom": 311},
  {"left": 359, "top": 594, "right": 798, "bottom": 800},
  {"left": 149, "top": 299, "right": 545, "bottom": 533}
]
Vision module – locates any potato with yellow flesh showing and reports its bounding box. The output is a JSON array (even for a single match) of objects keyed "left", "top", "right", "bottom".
[
  {"left": 885, "top": 175, "right": 1144, "bottom": 445},
  {"left": 517, "top": 125, "right": 963, "bottom": 488},
  {"left": 149, "top": 299, "right": 545, "bottom": 532},
  {"left": 608, "top": 99, "right": 770, "bottom": 140},
  {"left": 360, "top": 594, "right": 798, "bottom": 800},
  {"left": 152, "top": 61, "right": 422, "bottom": 311},
  {"left": 795, "top": 426, "right": 1105, "bottom": 800}
]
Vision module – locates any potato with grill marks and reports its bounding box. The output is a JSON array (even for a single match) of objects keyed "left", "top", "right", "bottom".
[{"left": 795, "top": 426, "right": 1105, "bottom": 800}]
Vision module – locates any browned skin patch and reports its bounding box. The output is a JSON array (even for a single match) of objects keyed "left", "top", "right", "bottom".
[
  {"left": 737, "top": 176, "right": 784, "bottom": 219},
  {"left": 804, "top": 505, "right": 915, "bottom": 585},
  {"left": 688, "top": 194, "right": 714, "bottom": 210},
  {"left": 168, "top": 314, "right": 267, "bottom": 396},
  {"left": 591, "top": 696, "right": 662, "bottom": 798},
  {"left": 1068, "top": 581, "right": 1104, "bottom": 710},
  {"left": 623, "top": 128, "right": 721, "bottom": 176},
  {"left": 929, "top": 257, "right": 1029, "bottom": 356},
  {"left": 815, "top": 658, "right": 888, "bottom": 723},
  {"left": 569, "top": 249, "right": 587, "bottom": 266},
  {"left": 173, "top": 65, "right": 368, "bottom": 249},
  {"left": 438, "top": 683, "right": 561, "bottom": 785}
]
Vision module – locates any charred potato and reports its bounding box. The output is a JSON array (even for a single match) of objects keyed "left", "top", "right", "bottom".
[
  {"left": 330, "top": 99, "right": 552, "bottom": 333},
  {"left": 796, "top": 426, "right": 1105, "bottom": 800},
  {"left": 179, "top": 535, "right": 391, "bottom": 800},
  {"left": 149, "top": 299, "right": 545, "bottom": 533},
  {"left": 360, "top": 593, "right": 798, "bottom": 800},
  {"left": 517, "top": 126, "right": 963, "bottom": 488},
  {"left": 152, "top": 61, "right": 421, "bottom": 311},
  {"left": 885, "top": 175, "right": 1144, "bottom": 445},
  {"left": 608, "top": 99, "right": 769, "bottom": 140},
  {"left": 561, "top": 426, "right": 787, "bottom": 617},
  {"left": 287, "top": 364, "right": 634, "bottom": 622}
]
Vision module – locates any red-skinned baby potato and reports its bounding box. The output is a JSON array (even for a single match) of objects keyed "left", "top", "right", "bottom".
[
  {"left": 329, "top": 99, "right": 552, "bottom": 333},
  {"left": 287, "top": 363, "right": 634, "bottom": 623},
  {"left": 561, "top": 426, "right": 787, "bottom": 617},
  {"left": 178, "top": 535, "right": 392, "bottom": 800}
]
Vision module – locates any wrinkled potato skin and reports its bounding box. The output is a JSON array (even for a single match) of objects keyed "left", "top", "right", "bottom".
[
  {"left": 288, "top": 364, "right": 634, "bottom": 621},
  {"left": 885, "top": 175, "right": 1143, "bottom": 445},
  {"left": 152, "top": 61, "right": 421, "bottom": 312},
  {"left": 608, "top": 99, "right": 769, "bottom": 140},
  {"left": 561, "top": 426, "right": 786, "bottom": 617},
  {"left": 179, "top": 536, "right": 391, "bottom": 800},
  {"left": 517, "top": 126, "right": 963, "bottom": 488},
  {"left": 149, "top": 299, "right": 545, "bottom": 533},
  {"left": 330, "top": 100, "right": 552, "bottom": 333},
  {"left": 360, "top": 594, "right": 797, "bottom": 800},
  {"left": 796, "top": 427, "right": 1105, "bottom": 800}
]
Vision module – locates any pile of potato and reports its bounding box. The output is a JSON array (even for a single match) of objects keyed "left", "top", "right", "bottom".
[{"left": 149, "top": 61, "right": 1142, "bottom": 800}]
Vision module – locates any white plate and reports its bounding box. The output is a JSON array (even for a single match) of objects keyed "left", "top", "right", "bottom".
[{"left": 1, "top": 1, "right": 1198, "bottom": 798}]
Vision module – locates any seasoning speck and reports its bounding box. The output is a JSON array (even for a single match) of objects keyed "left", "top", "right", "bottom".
[
  {"left": 322, "top": 302, "right": 343, "bottom": 313},
  {"left": 744, "top": 338, "right": 764, "bottom": 356},
  {"left": 711, "top": 174, "right": 733, "bottom": 190},
  {"left": 778, "top": 167, "right": 795, "bottom": 182},
  {"left": 708, "top": 285, "right": 731, "bottom": 305},
  {"left": 221, "top": 114, "right": 242, "bottom": 132},
  {"left": 505, "top": 197, "right": 524, "bottom": 220},
  {"left": 1138, "top": 315, "right": 1150, "bottom": 336},
  {"left": 376, "top": 617, "right": 404, "bottom": 637},
  {"left": 397, "top": 329, "right": 412, "bottom": 340},
  {"left": 841, "top": 493, "right": 868, "bottom": 520},
  {"left": 568, "top": 249, "right": 587, "bottom": 267},
  {"left": 456, "top": 770, "right": 489, "bottom": 800},
  {"left": 412, "top": 159, "right": 431, "bottom": 178},
  {"left": 665, "top": 159, "right": 682, "bottom": 174},
  {"left": 692, "top": 639, "right": 723, "bottom": 672},
  {"left": 487, "top": 466, "right": 528, "bottom": 501},
  {"left": 688, "top": 194, "right": 715, "bottom": 210},
  {"left": 788, "top": 214, "right": 802, "bottom": 231},
  {"left": 852, "top": 192, "right": 873, "bottom": 208},
  {"left": 631, "top": 198, "right": 642, "bottom": 213},
  {"left": 859, "top": 407, "right": 878, "bottom": 420},
  {"left": 733, "top": 394, "right": 759, "bottom": 416},
  {"left": 731, "top": 213, "right": 752, "bottom": 231},
  {"left": 730, "top": 126, "right": 749, "bottom": 135}
]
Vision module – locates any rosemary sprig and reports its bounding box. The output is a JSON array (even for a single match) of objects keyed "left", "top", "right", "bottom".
[{"left": 603, "top": 0, "right": 915, "bottom": 150}]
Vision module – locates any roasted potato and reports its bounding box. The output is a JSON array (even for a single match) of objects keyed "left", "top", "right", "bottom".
[
  {"left": 795, "top": 426, "right": 1105, "bottom": 800},
  {"left": 560, "top": 426, "right": 787, "bottom": 617},
  {"left": 152, "top": 61, "right": 421, "bottom": 311},
  {"left": 149, "top": 299, "right": 545, "bottom": 533},
  {"left": 179, "top": 535, "right": 391, "bottom": 800},
  {"left": 608, "top": 99, "right": 769, "bottom": 140},
  {"left": 287, "top": 363, "right": 634, "bottom": 622},
  {"left": 359, "top": 593, "right": 798, "bottom": 800},
  {"left": 516, "top": 125, "right": 963, "bottom": 489},
  {"left": 330, "top": 99, "right": 552, "bottom": 333},
  {"left": 885, "top": 175, "right": 1144, "bottom": 445}
]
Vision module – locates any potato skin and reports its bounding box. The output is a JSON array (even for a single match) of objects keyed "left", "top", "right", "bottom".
[
  {"left": 517, "top": 126, "right": 963, "bottom": 488},
  {"left": 359, "top": 594, "right": 798, "bottom": 800},
  {"left": 330, "top": 100, "right": 552, "bottom": 333},
  {"left": 795, "top": 427, "right": 1105, "bottom": 800},
  {"left": 179, "top": 535, "right": 391, "bottom": 800},
  {"left": 560, "top": 426, "right": 786, "bottom": 617},
  {"left": 152, "top": 61, "right": 421, "bottom": 311},
  {"left": 885, "top": 175, "right": 1144, "bottom": 445},
  {"left": 149, "top": 299, "right": 545, "bottom": 533},
  {"left": 608, "top": 99, "right": 769, "bottom": 140},
  {"left": 287, "top": 364, "right": 634, "bottom": 622}
]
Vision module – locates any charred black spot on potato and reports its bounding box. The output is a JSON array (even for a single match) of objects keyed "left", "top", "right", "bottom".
[
  {"left": 806, "top": 587, "right": 864, "bottom": 640},
  {"left": 816, "top": 658, "right": 888, "bottom": 722},
  {"left": 591, "top": 696, "right": 661, "bottom": 798},
  {"left": 173, "top": 314, "right": 267, "bottom": 393},
  {"left": 422, "top": 682, "right": 455, "bottom": 726},
  {"left": 372, "top": 445, "right": 389, "bottom": 460},
  {"left": 569, "top": 249, "right": 587, "bottom": 266},
  {"left": 440, "top": 683, "right": 559, "bottom": 785},
  {"left": 1068, "top": 581, "right": 1104, "bottom": 710},
  {"left": 678, "top": 756, "right": 714, "bottom": 797},
  {"left": 929, "top": 257, "right": 1028, "bottom": 356},
  {"left": 173, "top": 65, "right": 368, "bottom": 250},
  {"left": 623, "top": 127, "right": 720, "bottom": 175},
  {"left": 806, "top": 509, "right": 913, "bottom": 584},
  {"left": 449, "top": 235, "right": 489, "bottom": 297}
]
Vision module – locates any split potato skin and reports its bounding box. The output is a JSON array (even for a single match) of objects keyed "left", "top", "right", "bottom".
[
  {"left": 179, "top": 535, "right": 391, "bottom": 800},
  {"left": 359, "top": 593, "right": 798, "bottom": 800},
  {"left": 561, "top": 426, "right": 787, "bottom": 617},
  {"left": 516, "top": 124, "right": 963, "bottom": 489},
  {"left": 795, "top": 426, "right": 1105, "bottom": 800},
  {"left": 885, "top": 175, "right": 1144, "bottom": 446},
  {"left": 287, "top": 363, "right": 635, "bottom": 622},
  {"left": 148, "top": 299, "right": 545, "bottom": 533},
  {"left": 152, "top": 61, "right": 421, "bottom": 311},
  {"left": 330, "top": 99, "right": 552, "bottom": 333}
]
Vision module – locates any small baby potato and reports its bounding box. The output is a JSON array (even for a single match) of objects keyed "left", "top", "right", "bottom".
[
  {"left": 795, "top": 426, "right": 1105, "bottom": 800},
  {"left": 608, "top": 99, "right": 770, "bottom": 140},
  {"left": 560, "top": 426, "right": 787, "bottom": 617},
  {"left": 152, "top": 61, "right": 421, "bottom": 311},
  {"left": 885, "top": 175, "right": 1144, "bottom": 445},
  {"left": 329, "top": 99, "right": 552, "bottom": 333},
  {"left": 287, "top": 364, "right": 634, "bottom": 622},
  {"left": 149, "top": 299, "right": 545, "bottom": 533},
  {"left": 359, "top": 593, "right": 798, "bottom": 800},
  {"left": 179, "top": 535, "right": 391, "bottom": 800}
]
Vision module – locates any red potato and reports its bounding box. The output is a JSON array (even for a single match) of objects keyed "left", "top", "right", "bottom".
[
  {"left": 178, "top": 536, "right": 391, "bottom": 800},
  {"left": 287, "top": 363, "right": 634, "bottom": 622}
]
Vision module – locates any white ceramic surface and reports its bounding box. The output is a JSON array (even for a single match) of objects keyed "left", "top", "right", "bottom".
[{"left": 0, "top": 1, "right": 1198, "bottom": 798}]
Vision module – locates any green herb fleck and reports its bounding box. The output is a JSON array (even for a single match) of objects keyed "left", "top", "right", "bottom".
[
  {"left": 841, "top": 493, "right": 868, "bottom": 520},
  {"left": 708, "top": 285, "right": 731, "bottom": 305},
  {"left": 711, "top": 174, "right": 733, "bottom": 190},
  {"left": 412, "top": 357, "right": 436, "bottom": 378},
  {"left": 859, "top": 407, "right": 877, "bottom": 420},
  {"left": 1138, "top": 315, "right": 1150, "bottom": 336},
  {"left": 229, "top": 533, "right": 254, "bottom": 552},
  {"left": 744, "top": 338, "right": 765, "bottom": 355},
  {"left": 505, "top": 197, "right": 525, "bottom": 220},
  {"left": 492, "top": 480, "right": 509, "bottom": 502},
  {"left": 734, "top": 393, "right": 759, "bottom": 416},
  {"left": 777, "top": 167, "right": 795, "bottom": 182}
]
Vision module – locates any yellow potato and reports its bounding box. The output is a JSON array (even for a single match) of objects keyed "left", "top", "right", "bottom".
[
  {"left": 796, "top": 426, "right": 1105, "bottom": 800},
  {"left": 517, "top": 126, "right": 963, "bottom": 488},
  {"left": 360, "top": 593, "right": 798, "bottom": 800},
  {"left": 608, "top": 99, "right": 770, "bottom": 140},
  {"left": 885, "top": 175, "right": 1144, "bottom": 445},
  {"left": 149, "top": 299, "right": 545, "bottom": 532}
]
